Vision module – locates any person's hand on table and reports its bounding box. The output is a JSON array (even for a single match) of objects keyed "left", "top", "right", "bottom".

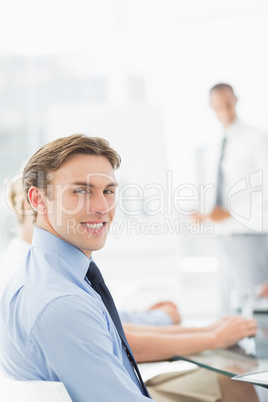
[
  {"left": 212, "top": 316, "right": 257, "bottom": 349},
  {"left": 147, "top": 301, "right": 181, "bottom": 324}
]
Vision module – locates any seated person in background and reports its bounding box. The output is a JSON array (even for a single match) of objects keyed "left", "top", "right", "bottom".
[
  {"left": 0, "top": 173, "right": 33, "bottom": 293},
  {"left": 0, "top": 134, "right": 260, "bottom": 402}
]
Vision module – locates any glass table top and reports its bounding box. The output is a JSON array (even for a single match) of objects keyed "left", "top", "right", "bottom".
[{"left": 173, "top": 314, "right": 268, "bottom": 378}]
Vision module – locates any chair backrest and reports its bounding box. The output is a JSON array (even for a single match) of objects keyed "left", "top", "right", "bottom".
[{"left": 0, "top": 374, "right": 72, "bottom": 402}]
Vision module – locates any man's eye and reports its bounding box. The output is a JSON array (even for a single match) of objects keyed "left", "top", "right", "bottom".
[
  {"left": 74, "top": 189, "right": 87, "bottom": 194},
  {"left": 104, "top": 189, "right": 114, "bottom": 194}
]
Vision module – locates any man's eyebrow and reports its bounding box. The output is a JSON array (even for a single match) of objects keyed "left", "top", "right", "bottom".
[
  {"left": 71, "top": 181, "right": 118, "bottom": 188},
  {"left": 106, "top": 182, "right": 118, "bottom": 188}
]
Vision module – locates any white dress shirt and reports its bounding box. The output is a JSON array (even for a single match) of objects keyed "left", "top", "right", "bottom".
[{"left": 204, "top": 119, "right": 268, "bottom": 234}]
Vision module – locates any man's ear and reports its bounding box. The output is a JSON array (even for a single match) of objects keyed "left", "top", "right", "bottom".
[{"left": 28, "top": 186, "right": 47, "bottom": 215}]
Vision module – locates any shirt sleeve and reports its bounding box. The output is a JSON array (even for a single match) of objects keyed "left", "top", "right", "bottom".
[
  {"left": 28, "top": 295, "right": 151, "bottom": 402},
  {"left": 119, "top": 309, "right": 173, "bottom": 326}
]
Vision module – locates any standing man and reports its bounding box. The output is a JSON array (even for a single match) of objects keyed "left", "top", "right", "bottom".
[
  {"left": 193, "top": 83, "right": 268, "bottom": 226},
  {"left": 193, "top": 83, "right": 268, "bottom": 310},
  {"left": 0, "top": 135, "right": 151, "bottom": 401}
]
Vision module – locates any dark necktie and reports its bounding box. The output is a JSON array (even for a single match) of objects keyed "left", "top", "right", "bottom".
[
  {"left": 86, "top": 261, "right": 151, "bottom": 398},
  {"left": 216, "top": 136, "right": 227, "bottom": 207}
]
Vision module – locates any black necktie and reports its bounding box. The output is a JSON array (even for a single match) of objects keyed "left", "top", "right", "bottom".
[
  {"left": 86, "top": 261, "right": 151, "bottom": 398},
  {"left": 216, "top": 136, "right": 227, "bottom": 207}
]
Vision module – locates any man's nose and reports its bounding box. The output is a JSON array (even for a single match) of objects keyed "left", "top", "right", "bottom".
[{"left": 89, "top": 194, "right": 111, "bottom": 214}]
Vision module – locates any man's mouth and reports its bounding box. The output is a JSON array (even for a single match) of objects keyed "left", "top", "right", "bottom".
[
  {"left": 80, "top": 221, "right": 108, "bottom": 234},
  {"left": 82, "top": 222, "right": 105, "bottom": 229}
]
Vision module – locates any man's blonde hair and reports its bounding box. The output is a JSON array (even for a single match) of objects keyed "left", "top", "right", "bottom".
[{"left": 23, "top": 134, "right": 121, "bottom": 221}]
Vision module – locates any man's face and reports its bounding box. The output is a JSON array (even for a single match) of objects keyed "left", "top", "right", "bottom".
[
  {"left": 210, "top": 88, "right": 237, "bottom": 128},
  {"left": 42, "top": 153, "right": 117, "bottom": 258}
]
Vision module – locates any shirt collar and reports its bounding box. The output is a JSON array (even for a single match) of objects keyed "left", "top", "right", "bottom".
[
  {"left": 32, "top": 227, "right": 91, "bottom": 282},
  {"left": 224, "top": 117, "right": 241, "bottom": 139}
]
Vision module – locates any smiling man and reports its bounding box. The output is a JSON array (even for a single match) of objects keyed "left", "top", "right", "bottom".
[{"left": 0, "top": 135, "right": 151, "bottom": 401}]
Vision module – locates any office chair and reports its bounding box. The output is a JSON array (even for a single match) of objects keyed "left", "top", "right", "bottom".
[{"left": 0, "top": 374, "right": 72, "bottom": 402}]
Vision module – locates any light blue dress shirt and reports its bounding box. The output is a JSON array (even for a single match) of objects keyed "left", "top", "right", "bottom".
[{"left": 0, "top": 228, "right": 151, "bottom": 401}]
